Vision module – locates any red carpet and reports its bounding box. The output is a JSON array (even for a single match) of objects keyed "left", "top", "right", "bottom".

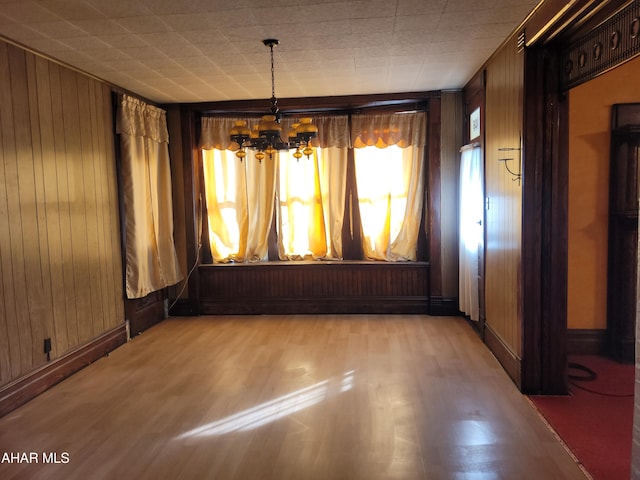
[{"left": 530, "top": 355, "right": 634, "bottom": 480}]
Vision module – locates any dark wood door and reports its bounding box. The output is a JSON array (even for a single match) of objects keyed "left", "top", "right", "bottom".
[{"left": 607, "top": 104, "right": 640, "bottom": 363}]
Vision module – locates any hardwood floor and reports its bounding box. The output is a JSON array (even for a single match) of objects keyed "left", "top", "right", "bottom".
[{"left": 0, "top": 315, "right": 587, "bottom": 480}]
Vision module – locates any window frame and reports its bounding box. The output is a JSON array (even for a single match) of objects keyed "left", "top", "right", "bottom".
[{"left": 187, "top": 94, "right": 436, "bottom": 268}]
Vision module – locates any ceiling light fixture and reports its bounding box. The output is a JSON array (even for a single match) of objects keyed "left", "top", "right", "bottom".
[{"left": 229, "top": 39, "right": 318, "bottom": 162}]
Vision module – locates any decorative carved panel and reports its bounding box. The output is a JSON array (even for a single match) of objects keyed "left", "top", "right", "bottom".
[{"left": 561, "top": 0, "right": 640, "bottom": 90}]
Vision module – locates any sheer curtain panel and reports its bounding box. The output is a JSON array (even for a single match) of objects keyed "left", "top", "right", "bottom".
[
  {"left": 200, "top": 116, "right": 278, "bottom": 262},
  {"left": 200, "top": 115, "right": 348, "bottom": 262},
  {"left": 351, "top": 112, "right": 426, "bottom": 261},
  {"left": 201, "top": 148, "right": 276, "bottom": 262},
  {"left": 458, "top": 144, "right": 483, "bottom": 320},
  {"left": 275, "top": 116, "right": 349, "bottom": 259},
  {"left": 277, "top": 146, "right": 347, "bottom": 260},
  {"left": 116, "top": 95, "right": 182, "bottom": 298}
]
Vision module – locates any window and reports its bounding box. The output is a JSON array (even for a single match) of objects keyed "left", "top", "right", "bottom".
[
  {"left": 277, "top": 147, "right": 346, "bottom": 260},
  {"left": 199, "top": 111, "right": 426, "bottom": 263},
  {"left": 354, "top": 145, "right": 424, "bottom": 260}
]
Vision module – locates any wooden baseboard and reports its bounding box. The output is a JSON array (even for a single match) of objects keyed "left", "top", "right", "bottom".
[
  {"left": 567, "top": 329, "right": 607, "bottom": 355},
  {"left": 609, "top": 337, "right": 635, "bottom": 363},
  {"left": 0, "top": 323, "right": 127, "bottom": 418},
  {"left": 429, "top": 296, "right": 460, "bottom": 316},
  {"left": 484, "top": 323, "right": 522, "bottom": 390},
  {"left": 125, "top": 290, "right": 166, "bottom": 337},
  {"left": 168, "top": 298, "right": 199, "bottom": 316},
  {"left": 200, "top": 297, "right": 430, "bottom": 315}
]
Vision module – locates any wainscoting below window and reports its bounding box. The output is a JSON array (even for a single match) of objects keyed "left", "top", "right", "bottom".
[{"left": 198, "top": 261, "right": 430, "bottom": 315}]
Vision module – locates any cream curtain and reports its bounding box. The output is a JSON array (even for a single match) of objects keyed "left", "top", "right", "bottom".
[
  {"left": 352, "top": 112, "right": 426, "bottom": 261},
  {"left": 200, "top": 112, "right": 426, "bottom": 263},
  {"left": 459, "top": 144, "right": 483, "bottom": 321},
  {"left": 277, "top": 145, "right": 348, "bottom": 259},
  {"left": 202, "top": 148, "right": 276, "bottom": 262},
  {"left": 200, "top": 116, "right": 278, "bottom": 262},
  {"left": 200, "top": 115, "right": 349, "bottom": 262},
  {"left": 351, "top": 111, "right": 426, "bottom": 148},
  {"left": 116, "top": 95, "right": 182, "bottom": 298}
]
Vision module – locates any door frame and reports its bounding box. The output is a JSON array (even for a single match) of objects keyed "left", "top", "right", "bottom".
[{"left": 463, "top": 71, "right": 487, "bottom": 338}]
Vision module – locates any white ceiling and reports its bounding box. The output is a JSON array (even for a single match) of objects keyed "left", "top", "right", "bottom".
[{"left": 0, "top": 0, "right": 541, "bottom": 104}]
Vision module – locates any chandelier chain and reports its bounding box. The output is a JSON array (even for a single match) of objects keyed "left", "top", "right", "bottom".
[
  {"left": 227, "top": 39, "right": 318, "bottom": 161},
  {"left": 270, "top": 43, "right": 276, "bottom": 100}
]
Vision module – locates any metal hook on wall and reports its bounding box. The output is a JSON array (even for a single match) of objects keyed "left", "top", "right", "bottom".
[{"left": 497, "top": 136, "right": 522, "bottom": 185}]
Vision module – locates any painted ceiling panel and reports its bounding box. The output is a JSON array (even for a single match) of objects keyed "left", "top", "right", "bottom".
[{"left": 0, "top": 0, "right": 541, "bottom": 103}]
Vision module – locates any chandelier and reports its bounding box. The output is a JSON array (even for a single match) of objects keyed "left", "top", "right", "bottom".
[{"left": 229, "top": 39, "right": 318, "bottom": 161}]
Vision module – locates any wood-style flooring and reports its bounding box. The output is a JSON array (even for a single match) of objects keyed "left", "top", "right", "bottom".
[{"left": 0, "top": 315, "right": 587, "bottom": 480}]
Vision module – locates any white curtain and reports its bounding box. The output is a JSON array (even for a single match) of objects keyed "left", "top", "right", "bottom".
[
  {"left": 116, "top": 95, "right": 183, "bottom": 298},
  {"left": 459, "top": 144, "right": 483, "bottom": 320}
]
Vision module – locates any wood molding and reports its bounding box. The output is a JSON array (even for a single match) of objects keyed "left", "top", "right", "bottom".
[
  {"left": 523, "top": 0, "right": 611, "bottom": 46},
  {"left": 521, "top": 46, "right": 569, "bottom": 395},
  {"left": 561, "top": 0, "right": 640, "bottom": 90},
  {"left": 180, "top": 105, "right": 202, "bottom": 313},
  {"left": 485, "top": 323, "right": 522, "bottom": 390},
  {"left": 606, "top": 108, "right": 640, "bottom": 364},
  {"left": 0, "top": 324, "right": 127, "bottom": 418},
  {"left": 428, "top": 97, "right": 443, "bottom": 298},
  {"left": 567, "top": 329, "right": 607, "bottom": 355},
  {"left": 201, "top": 297, "right": 429, "bottom": 315},
  {"left": 189, "top": 91, "right": 439, "bottom": 115},
  {"left": 428, "top": 296, "right": 460, "bottom": 316}
]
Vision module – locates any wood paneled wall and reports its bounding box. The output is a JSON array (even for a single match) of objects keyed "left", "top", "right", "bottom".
[
  {"left": 199, "top": 262, "right": 430, "bottom": 314},
  {"left": 439, "top": 92, "right": 463, "bottom": 300},
  {"left": 484, "top": 37, "right": 524, "bottom": 358},
  {"left": 171, "top": 93, "right": 442, "bottom": 316},
  {"left": 0, "top": 40, "right": 124, "bottom": 388}
]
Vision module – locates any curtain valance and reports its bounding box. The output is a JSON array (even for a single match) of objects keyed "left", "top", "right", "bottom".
[
  {"left": 351, "top": 112, "right": 426, "bottom": 149},
  {"left": 199, "top": 112, "right": 429, "bottom": 151},
  {"left": 116, "top": 95, "right": 169, "bottom": 144},
  {"left": 200, "top": 115, "right": 351, "bottom": 150}
]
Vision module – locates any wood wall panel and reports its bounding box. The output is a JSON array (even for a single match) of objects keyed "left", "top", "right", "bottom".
[
  {"left": 199, "top": 262, "right": 430, "bottom": 314},
  {"left": 0, "top": 40, "right": 124, "bottom": 388},
  {"left": 484, "top": 37, "right": 524, "bottom": 358},
  {"left": 439, "top": 92, "right": 463, "bottom": 299}
]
